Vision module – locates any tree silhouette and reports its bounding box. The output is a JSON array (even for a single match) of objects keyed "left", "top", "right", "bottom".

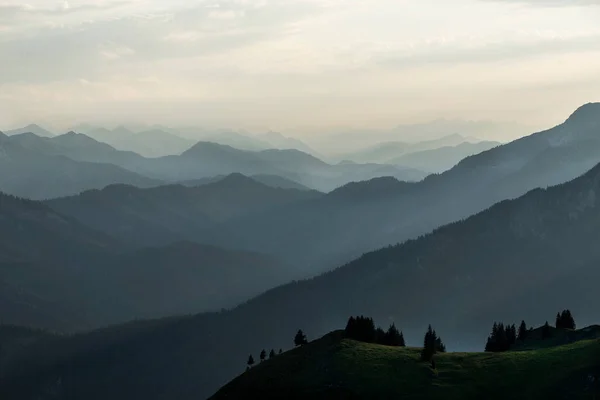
[
  {"left": 485, "top": 321, "right": 517, "bottom": 352},
  {"left": 556, "top": 310, "right": 576, "bottom": 330},
  {"left": 517, "top": 320, "right": 528, "bottom": 341},
  {"left": 269, "top": 349, "right": 276, "bottom": 359},
  {"left": 542, "top": 321, "right": 551, "bottom": 339},
  {"left": 421, "top": 325, "right": 439, "bottom": 361},
  {"left": 260, "top": 349, "right": 266, "bottom": 362},
  {"left": 345, "top": 315, "right": 377, "bottom": 343},
  {"left": 278, "top": 348, "right": 283, "bottom": 355},
  {"left": 294, "top": 329, "right": 308, "bottom": 347},
  {"left": 247, "top": 354, "right": 255, "bottom": 368},
  {"left": 384, "top": 323, "right": 405, "bottom": 347}
]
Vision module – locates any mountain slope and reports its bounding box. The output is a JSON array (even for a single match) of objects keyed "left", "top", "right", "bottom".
[
  {"left": 211, "top": 331, "right": 600, "bottom": 400},
  {"left": 4, "top": 124, "right": 54, "bottom": 137},
  {"left": 0, "top": 189, "right": 291, "bottom": 330},
  {"left": 46, "top": 174, "right": 323, "bottom": 248},
  {"left": 7, "top": 150, "right": 600, "bottom": 400},
  {"left": 199, "top": 103, "right": 600, "bottom": 272},
  {"left": 0, "top": 192, "right": 124, "bottom": 329},
  {"left": 0, "top": 137, "right": 160, "bottom": 199},
  {"left": 334, "top": 134, "right": 476, "bottom": 164},
  {"left": 91, "top": 241, "right": 290, "bottom": 320},
  {"left": 111, "top": 129, "right": 196, "bottom": 157},
  {"left": 389, "top": 141, "right": 500, "bottom": 173}
]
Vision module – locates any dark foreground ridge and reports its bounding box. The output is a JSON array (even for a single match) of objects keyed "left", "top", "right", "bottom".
[{"left": 211, "top": 327, "right": 600, "bottom": 400}]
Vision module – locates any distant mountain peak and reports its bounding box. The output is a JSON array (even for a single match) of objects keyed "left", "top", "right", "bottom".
[
  {"left": 328, "top": 176, "right": 411, "bottom": 199},
  {"left": 213, "top": 173, "right": 266, "bottom": 188},
  {"left": 6, "top": 123, "right": 54, "bottom": 137},
  {"left": 565, "top": 102, "right": 600, "bottom": 125},
  {"left": 182, "top": 141, "right": 242, "bottom": 157}
]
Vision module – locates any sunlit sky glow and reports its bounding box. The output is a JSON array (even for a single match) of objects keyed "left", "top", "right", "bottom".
[{"left": 1, "top": 0, "right": 599, "bottom": 136}]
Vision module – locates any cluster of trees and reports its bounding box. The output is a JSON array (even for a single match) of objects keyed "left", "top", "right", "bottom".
[
  {"left": 556, "top": 310, "right": 576, "bottom": 330},
  {"left": 421, "top": 325, "right": 445, "bottom": 361},
  {"left": 246, "top": 349, "right": 282, "bottom": 369},
  {"left": 485, "top": 322, "right": 522, "bottom": 352},
  {"left": 485, "top": 310, "right": 577, "bottom": 352},
  {"left": 246, "top": 329, "right": 308, "bottom": 370},
  {"left": 344, "top": 316, "right": 405, "bottom": 347}
]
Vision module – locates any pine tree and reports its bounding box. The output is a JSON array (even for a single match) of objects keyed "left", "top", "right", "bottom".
[
  {"left": 399, "top": 330, "right": 406, "bottom": 347},
  {"left": 563, "top": 310, "right": 576, "bottom": 330},
  {"left": 345, "top": 315, "right": 377, "bottom": 343},
  {"left": 435, "top": 336, "right": 446, "bottom": 353},
  {"left": 294, "top": 329, "right": 308, "bottom": 346},
  {"left": 508, "top": 324, "right": 517, "bottom": 346},
  {"left": 384, "top": 323, "right": 404, "bottom": 347},
  {"left": 542, "top": 321, "right": 551, "bottom": 339},
  {"left": 260, "top": 349, "right": 266, "bottom": 362},
  {"left": 375, "top": 327, "right": 386, "bottom": 345},
  {"left": 556, "top": 312, "right": 562, "bottom": 329},
  {"left": 269, "top": 349, "right": 276, "bottom": 359},
  {"left": 517, "top": 320, "right": 527, "bottom": 341},
  {"left": 247, "top": 355, "right": 255, "bottom": 368},
  {"left": 345, "top": 316, "right": 356, "bottom": 336},
  {"left": 278, "top": 349, "right": 283, "bottom": 355},
  {"left": 421, "top": 325, "right": 438, "bottom": 361}
]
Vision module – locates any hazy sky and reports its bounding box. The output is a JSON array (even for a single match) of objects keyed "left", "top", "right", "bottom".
[{"left": 1, "top": 0, "right": 599, "bottom": 136}]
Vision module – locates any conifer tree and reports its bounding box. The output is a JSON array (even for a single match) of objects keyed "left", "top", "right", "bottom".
[
  {"left": 556, "top": 312, "right": 562, "bottom": 328},
  {"left": 542, "top": 321, "right": 551, "bottom": 339},
  {"left": 399, "top": 330, "right": 406, "bottom": 347},
  {"left": 559, "top": 310, "right": 576, "bottom": 330},
  {"left": 279, "top": 349, "right": 283, "bottom": 355},
  {"left": 375, "top": 327, "right": 386, "bottom": 345},
  {"left": 518, "top": 320, "right": 528, "bottom": 341},
  {"left": 247, "top": 355, "right": 255, "bottom": 368},
  {"left": 260, "top": 349, "right": 266, "bottom": 362},
  {"left": 294, "top": 329, "right": 308, "bottom": 346},
  {"left": 384, "top": 323, "right": 404, "bottom": 347},
  {"left": 269, "top": 349, "right": 276, "bottom": 359},
  {"left": 421, "top": 325, "right": 438, "bottom": 361}
]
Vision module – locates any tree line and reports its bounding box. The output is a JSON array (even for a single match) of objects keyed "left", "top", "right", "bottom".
[
  {"left": 344, "top": 316, "right": 405, "bottom": 347},
  {"left": 246, "top": 329, "right": 308, "bottom": 370},
  {"left": 485, "top": 309, "right": 577, "bottom": 352}
]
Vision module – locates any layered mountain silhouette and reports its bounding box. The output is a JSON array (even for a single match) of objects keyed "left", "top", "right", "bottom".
[
  {"left": 332, "top": 133, "right": 488, "bottom": 164},
  {"left": 4, "top": 124, "right": 54, "bottom": 137},
  {"left": 0, "top": 133, "right": 160, "bottom": 199},
  {"left": 2, "top": 128, "right": 430, "bottom": 197},
  {"left": 0, "top": 189, "right": 290, "bottom": 330},
  {"left": 180, "top": 174, "right": 311, "bottom": 191},
  {"left": 388, "top": 140, "right": 500, "bottom": 173},
  {"left": 46, "top": 174, "right": 322, "bottom": 248},
  {"left": 188, "top": 104, "right": 600, "bottom": 272},
  {"left": 4, "top": 150, "right": 600, "bottom": 400}
]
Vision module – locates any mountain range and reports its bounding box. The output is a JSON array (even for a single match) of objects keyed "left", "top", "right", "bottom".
[
  {"left": 4, "top": 124, "right": 54, "bottom": 138},
  {"left": 0, "top": 130, "right": 429, "bottom": 198},
  {"left": 331, "top": 133, "right": 477, "bottom": 164},
  {"left": 146, "top": 103, "right": 599, "bottom": 274},
  {"left": 388, "top": 140, "right": 500, "bottom": 173},
  {"left": 0, "top": 188, "right": 291, "bottom": 331},
  {"left": 0, "top": 133, "right": 160, "bottom": 200},
  {"left": 46, "top": 174, "right": 322, "bottom": 249},
  {"left": 0, "top": 103, "right": 599, "bottom": 400},
  {"left": 4, "top": 133, "right": 600, "bottom": 399}
]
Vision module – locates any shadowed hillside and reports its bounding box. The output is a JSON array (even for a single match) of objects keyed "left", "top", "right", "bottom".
[{"left": 210, "top": 331, "right": 600, "bottom": 400}]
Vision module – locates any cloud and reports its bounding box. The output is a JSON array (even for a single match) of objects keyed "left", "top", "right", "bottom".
[
  {"left": 377, "top": 31, "right": 600, "bottom": 68},
  {"left": 0, "top": 1, "right": 130, "bottom": 18},
  {"left": 480, "top": 0, "right": 600, "bottom": 6}
]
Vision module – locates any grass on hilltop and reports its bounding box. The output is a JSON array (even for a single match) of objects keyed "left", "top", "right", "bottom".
[{"left": 210, "top": 329, "right": 600, "bottom": 400}]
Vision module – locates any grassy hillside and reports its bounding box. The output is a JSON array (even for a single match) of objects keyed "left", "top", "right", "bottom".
[{"left": 211, "top": 330, "right": 600, "bottom": 400}]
